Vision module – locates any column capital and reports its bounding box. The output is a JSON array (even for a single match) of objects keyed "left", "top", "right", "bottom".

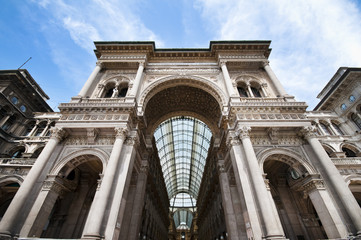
[
  {"left": 96, "top": 61, "right": 104, "bottom": 68},
  {"left": 292, "top": 175, "right": 325, "bottom": 197},
  {"left": 50, "top": 127, "right": 67, "bottom": 141},
  {"left": 226, "top": 132, "right": 241, "bottom": 147},
  {"left": 219, "top": 60, "right": 227, "bottom": 67},
  {"left": 262, "top": 60, "right": 270, "bottom": 67},
  {"left": 140, "top": 162, "right": 149, "bottom": 174},
  {"left": 138, "top": 61, "right": 146, "bottom": 67},
  {"left": 300, "top": 126, "right": 318, "bottom": 139},
  {"left": 238, "top": 126, "right": 251, "bottom": 139},
  {"left": 125, "top": 135, "right": 139, "bottom": 146},
  {"left": 217, "top": 161, "right": 226, "bottom": 174},
  {"left": 114, "top": 127, "right": 128, "bottom": 140}
]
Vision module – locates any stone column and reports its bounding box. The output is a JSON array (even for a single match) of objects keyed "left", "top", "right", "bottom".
[
  {"left": 262, "top": 61, "right": 287, "bottom": 97},
  {"left": 261, "top": 83, "right": 268, "bottom": 97},
  {"left": 28, "top": 120, "right": 39, "bottom": 136},
  {"left": 0, "top": 127, "right": 67, "bottom": 238},
  {"left": 246, "top": 83, "right": 254, "bottom": 97},
  {"left": 228, "top": 132, "right": 262, "bottom": 240},
  {"left": 238, "top": 126, "right": 286, "bottom": 239},
  {"left": 217, "top": 161, "right": 239, "bottom": 240},
  {"left": 128, "top": 61, "right": 145, "bottom": 98},
  {"left": 20, "top": 176, "right": 70, "bottom": 237},
  {"left": 301, "top": 126, "right": 361, "bottom": 236},
  {"left": 104, "top": 134, "right": 138, "bottom": 239},
  {"left": 40, "top": 120, "right": 52, "bottom": 136},
  {"left": 294, "top": 175, "right": 348, "bottom": 238},
  {"left": 81, "top": 127, "right": 128, "bottom": 240},
  {"left": 128, "top": 161, "right": 149, "bottom": 240},
  {"left": 78, "top": 61, "right": 103, "bottom": 98},
  {"left": 220, "top": 61, "right": 236, "bottom": 97},
  {"left": 326, "top": 119, "right": 338, "bottom": 135},
  {"left": 314, "top": 120, "right": 326, "bottom": 136}
]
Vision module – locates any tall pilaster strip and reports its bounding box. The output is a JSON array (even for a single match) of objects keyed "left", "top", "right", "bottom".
[
  {"left": 0, "top": 127, "right": 67, "bottom": 238},
  {"left": 78, "top": 61, "right": 103, "bottom": 98},
  {"left": 220, "top": 61, "right": 236, "bottom": 97},
  {"left": 238, "top": 126, "right": 286, "bottom": 239},
  {"left": 262, "top": 61, "right": 287, "bottom": 97},
  {"left": 82, "top": 127, "right": 128, "bottom": 240},
  {"left": 128, "top": 61, "right": 145, "bottom": 98},
  {"left": 217, "top": 161, "right": 240, "bottom": 240},
  {"left": 127, "top": 161, "right": 149, "bottom": 239},
  {"left": 301, "top": 126, "right": 361, "bottom": 236}
]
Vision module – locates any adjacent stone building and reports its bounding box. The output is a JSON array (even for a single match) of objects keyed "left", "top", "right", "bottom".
[{"left": 0, "top": 41, "right": 360, "bottom": 240}]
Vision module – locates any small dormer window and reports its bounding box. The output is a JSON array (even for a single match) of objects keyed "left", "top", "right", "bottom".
[
  {"left": 20, "top": 105, "right": 26, "bottom": 112},
  {"left": 11, "top": 96, "right": 18, "bottom": 104},
  {"left": 349, "top": 95, "right": 356, "bottom": 102},
  {"left": 341, "top": 104, "right": 347, "bottom": 111}
]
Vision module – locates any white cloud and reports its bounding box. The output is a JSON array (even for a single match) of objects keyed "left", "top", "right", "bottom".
[
  {"left": 36, "top": 0, "right": 163, "bottom": 51},
  {"left": 196, "top": 0, "right": 361, "bottom": 109}
]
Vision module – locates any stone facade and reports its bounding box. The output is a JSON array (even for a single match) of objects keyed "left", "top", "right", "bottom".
[{"left": 0, "top": 42, "right": 360, "bottom": 240}]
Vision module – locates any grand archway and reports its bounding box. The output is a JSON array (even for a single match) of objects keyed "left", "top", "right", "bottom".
[{"left": 136, "top": 83, "right": 226, "bottom": 239}]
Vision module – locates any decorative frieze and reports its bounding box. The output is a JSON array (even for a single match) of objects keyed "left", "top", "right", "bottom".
[
  {"left": 145, "top": 68, "right": 220, "bottom": 75},
  {"left": 60, "top": 114, "right": 129, "bottom": 122},
  {"left": 65, "top": 136, "right": 115, "bottom": 145}
]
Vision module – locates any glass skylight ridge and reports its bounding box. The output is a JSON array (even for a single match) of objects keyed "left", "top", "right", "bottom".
[{"left": 154, "top": 116, "right": 212, "bottom": 228}]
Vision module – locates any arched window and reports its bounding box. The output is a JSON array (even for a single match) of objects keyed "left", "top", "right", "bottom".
[
  {"left": 319, "top": 123, "right": 331, "bottom": 135},
  {"left": 342, "top": 147, "right": 357, "bottom": 157},
  {"left": 23, "top": 121, "right": 36, "bottom": 136},
  {"left": 332, "top": 122, "right": 344, "bottom": 135},
  {"left": 351, "top": 113, "right": 361, "bottom": 130},
  {"left": 118, "top": 86, "right": 128, "bottom": 97},
  {"left": 237, "top": 87, "right": 248, "bottom": 97},
  {"left": 35, "top": 121, "right": 47, "bottom": 136},
  {"left": 2, "top": 115, "right": 16, "bottom": 131},
  {"left": 104, "top": 88, "right": 113, "bottom": 98},
  {"left": 32, "top": 147, "right": 44, "bottom": 158},
  {"left": 11, "top": 147, "right": 25, "bottom": 158},
  {"left": 251, "top": 87, "right": 262, "bottom": 97}
]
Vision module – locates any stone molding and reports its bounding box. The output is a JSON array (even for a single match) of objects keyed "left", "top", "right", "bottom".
[
  {"left": 50, "top": 127, "right": 67, "bottom": 141},
  {"left": 115, "top": 127, "right": 128, "bottom": 140},
  {"left": 238, "top": 126, "right": 251, "bottom": 139},
  {"left": 300, "top": 126, "right": 318, "bottom": 139},
  {"left": 291, "top": 175, "right": 325, "bottom": 197}
]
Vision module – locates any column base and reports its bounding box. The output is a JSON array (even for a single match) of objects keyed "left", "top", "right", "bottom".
[
  {"left": 82, "top": 233, "right": 103, "bottom": 240},
  {"left": 0, "top": 231, "right": 15, "bottom": 240},
  {"left": 263, "top": 235, "right": 287, "bottom": 240}
]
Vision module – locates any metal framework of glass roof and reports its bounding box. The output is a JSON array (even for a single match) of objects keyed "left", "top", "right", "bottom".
[{"left": 154, "top": 116, "right": 212, "bottom": 228}]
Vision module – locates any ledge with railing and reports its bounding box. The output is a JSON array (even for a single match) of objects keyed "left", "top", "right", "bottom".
[
  {"left": 0, "top": 158, "right": 36, "bottom": 166},
  {"left": 331, "top": 157, "right": 361, "bottom": 166}
]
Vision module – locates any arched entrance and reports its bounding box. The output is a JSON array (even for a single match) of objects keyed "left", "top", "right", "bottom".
[
  {"left": 22, "top": 154, "right": 103, "bottom": 238},
  {"left": 263, "top": 153, "right": 327, "bottom": 240},
  {"left": 0, "top": 177, "right": 22, "bottom": 220},
  {"left": 138, "top": 82, "right": 225, "bottom": 239}
]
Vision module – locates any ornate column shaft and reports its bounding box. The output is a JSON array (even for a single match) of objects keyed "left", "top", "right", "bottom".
[
  {"left": 294, "top": 175, "right": 348, "bottom": 238},
  {"left": 128, "top": 161, "right": 149, "bottom": 240},
  {"left": 78, "top": 61, "right": 103, "bottom": 98},
  {"left": 261, "top": 83, "right": 268, "bottom": 97},
  {"left": 326, "top": 120, "right": 338, "bottom": 135},
  {"left": 314, "top": 120, "right": 326, "bottom": 135},
  {"left": 104, "top": 133, "right": 138, "bottom": 239},
  {"left": 262, "top": 61, "right": 287, "bottom": 97},
  {"left": 220, "top": 61, "right": 236, "bottom": 97},
  {"left": 128, "top": 61, "right": 145, "bottom": 98},
  {"left": 228, "top": 132, "right": 262, "bottom": 240},
  {"left": 20, "top": 177, "right": 70, "bottom": 237},
  {"left": 217, "top": 161, "right": 239, "bottom": 240},
  {"left": 302, "top": 126, "right": 361, "bottom": 236},
  {"left": 28, "top": 120, "right": 39, "bottom": 136},
  {"left": 238, "top": 126, "right": 285, "bottom": 239},
  {"left": 82, "top": 127, "right": 128, "bottom": 240},
  {"left": 0, "top": 127, "right": 67, "bottom": 238},
  {"left": 246, "top": 83, "right": 254, "bottom": 97}
]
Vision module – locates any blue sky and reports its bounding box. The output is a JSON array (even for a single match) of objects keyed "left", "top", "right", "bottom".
[{"left": 1, "top": 0, "right": 361, "bottom": 110}]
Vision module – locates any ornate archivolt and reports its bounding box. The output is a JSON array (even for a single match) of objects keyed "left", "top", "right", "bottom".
[
  {"left": 50, "top": 148, "right": 109, "bottom": 176},
  {"left": 93, "top": 74, "right": 131, "bottom": 98},
  {"left": 138, "top": 75, "right": 227, "bottom": 111},
  {"left": 344, "top": 174, "right": 361, "bottom": 186},
  {"left": 0, "top": 175, "right": 24, "bottom": 185},
  {"left": 257, "top": 147, "right": 317, "bottom": 175},
  {"left": 234, "top": 74, "right": 264, "bottom": 85}
]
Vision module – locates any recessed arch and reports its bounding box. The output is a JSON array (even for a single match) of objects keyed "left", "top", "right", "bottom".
[
  {"left": 258, "top": 147, "right": 317, "bottom": 175},
  {"left": 50, "top": 148, "right": 109, "bottom": 176},
  {"left": 139, "top": 75, "right": 227, "bottom": 113}
]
